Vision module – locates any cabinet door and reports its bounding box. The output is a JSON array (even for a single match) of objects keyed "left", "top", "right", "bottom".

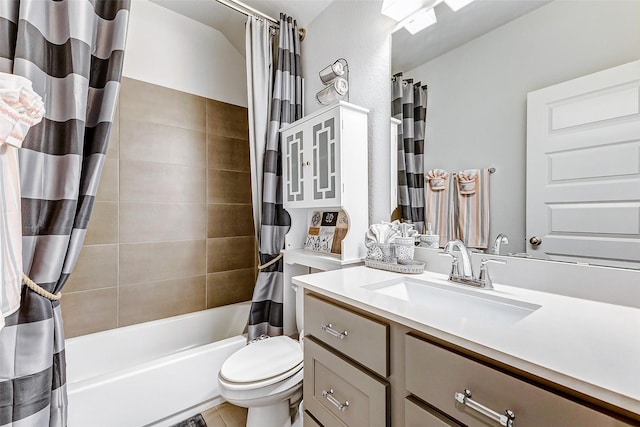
[
  {"left": 304, "top": 337, "right": 389, "bottom": 427},
  {"left": 284, "top": 128, "right": 306, "bottom": 204},
  {"left": 309, "top": 108, "right": 341, "bottom": 207}
]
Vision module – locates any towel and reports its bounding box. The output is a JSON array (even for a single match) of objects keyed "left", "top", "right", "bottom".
[
  {"left": 454, "top": 168, "right": 490, "bottom": 249},
  {"left": 425, "top": 169, "right": 455, "bottom": 247},
  {"left": 0, "top": 72, "right": 44, "bottom": 330}
]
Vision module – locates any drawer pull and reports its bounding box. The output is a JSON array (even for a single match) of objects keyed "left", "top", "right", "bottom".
[
  {"left": 322, "top": 388, "right": 349, "bottom": 412},
  {"left": 454, "top": 389, "right": 515, "bottom": 427},
  {"left": 321, "top": 323, "right": 348, "bottom": 339}
]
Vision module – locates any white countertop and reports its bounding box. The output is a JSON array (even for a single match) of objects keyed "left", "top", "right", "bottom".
[{"left": 292, "top": 266, "right": 640, "bottom": 416}]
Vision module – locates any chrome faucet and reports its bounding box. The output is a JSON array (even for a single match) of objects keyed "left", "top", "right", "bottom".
[
  {"left": 443, "top": 240, "right": 474, "bottom": 280},
  {"left": 490, "top": 233, "right": 509, "bottom": 255},
  {"left": 441, "top": 240, "right": 506, "bottom": 289}
]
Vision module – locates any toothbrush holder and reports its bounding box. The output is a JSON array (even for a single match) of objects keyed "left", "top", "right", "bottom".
[{"left": 394, "top": 237, "right": 415, "bottom": 264}]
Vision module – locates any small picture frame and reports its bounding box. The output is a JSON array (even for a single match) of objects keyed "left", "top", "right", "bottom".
[{"left": 304, "top": 210, "right": 349, "bottom": 255}]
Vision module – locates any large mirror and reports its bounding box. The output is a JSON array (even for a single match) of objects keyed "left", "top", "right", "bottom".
[{"left": 392, "top": 0, "right": 640, "bottom": 269}]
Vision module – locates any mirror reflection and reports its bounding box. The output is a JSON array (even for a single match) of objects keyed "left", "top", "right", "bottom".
[{"left": 391, "top": 0, "right": 640, "bottom": 269}]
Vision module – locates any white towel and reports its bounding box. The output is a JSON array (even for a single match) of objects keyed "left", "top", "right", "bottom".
[{"left": 0, "top": 73, "right": 44, "bottom": 330}]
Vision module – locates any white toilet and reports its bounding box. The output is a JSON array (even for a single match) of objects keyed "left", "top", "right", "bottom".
[{"left": 218, "top": 289, "right": 305, "bottom": 427}]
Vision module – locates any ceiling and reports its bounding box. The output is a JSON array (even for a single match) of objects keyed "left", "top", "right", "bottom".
[
  {"left": 391, "top": 0, "right": 551, "bottom": 73},
  {"left": 149, "top": 0, "right": 334, "bottom": 55},
  {"left": 150, "top": 0, "right": 550, "bottom": 71}
]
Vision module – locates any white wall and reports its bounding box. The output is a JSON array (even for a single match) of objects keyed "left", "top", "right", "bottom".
[
  {"left": 303, "top": 0, "right": 396, "bottom": 224},
  {"left": 407, "top": 0, "right": 640, "bottom": 253},
  {"left": 123, "top": 0, "right": 247, "bottom": 107}
]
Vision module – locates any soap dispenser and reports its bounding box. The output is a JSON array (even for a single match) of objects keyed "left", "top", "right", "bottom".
[{"left": 421, "top": 223, "right": 439, "bottom": 249}]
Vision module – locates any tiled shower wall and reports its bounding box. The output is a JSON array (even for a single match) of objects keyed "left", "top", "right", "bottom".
[{"left": 61, "top": 78, "right": 256, "bottom": 338}]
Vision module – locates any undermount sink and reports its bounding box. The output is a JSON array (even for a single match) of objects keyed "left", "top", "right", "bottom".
[{"left": 363, "top": 276, "right": 541, "bottom": 325}]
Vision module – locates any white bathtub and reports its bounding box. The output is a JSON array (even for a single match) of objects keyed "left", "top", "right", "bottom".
[{"left": 65, "top": 302, "right": 250, "bottom": 427}]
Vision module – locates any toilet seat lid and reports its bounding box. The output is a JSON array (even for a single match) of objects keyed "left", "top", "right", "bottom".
[{"left": 220, "top": 336, "right": 303, "bottom": 384}]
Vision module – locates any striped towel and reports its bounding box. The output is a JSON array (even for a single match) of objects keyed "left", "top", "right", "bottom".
[
  {"left": 425, "top": 169, "right": 455, "bottom": 247},
  {"left": 454, "top": 169, "right": 490, "bottom": 249}
]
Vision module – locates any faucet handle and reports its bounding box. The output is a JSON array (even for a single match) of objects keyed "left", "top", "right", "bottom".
[
  {"left": 478, "top": 258, "right": 506, "bottom": 289},
  {"left": 481, "top": 258, "right": 506, "bottom": 266},
  {"left": 439, "top": 252, "right": 459, "bottom": 280}
]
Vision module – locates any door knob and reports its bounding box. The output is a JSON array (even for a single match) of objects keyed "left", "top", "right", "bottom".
[{"left": 529, "top": 236, "right": 542, "bottom": 246}]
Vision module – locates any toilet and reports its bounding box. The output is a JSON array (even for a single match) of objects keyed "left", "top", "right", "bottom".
[{"left": 218, "top": 288, "right": 305, "bottom": 427}]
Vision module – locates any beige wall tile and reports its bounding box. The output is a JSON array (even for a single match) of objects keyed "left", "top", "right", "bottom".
[
  {"left": 106, "top": 102, "right": 119, "bottom": 159},
  {"left": 207, "top": 237, "right": 256, "bottom": 273},
  {"left": 61, "top": 288, "right": 117, "bottom": 338},
  {"left": 206, "top": 99, "right": 248, "bottom": 139},
  {"left": 96, "top": 158, "right": 118, "bottom": 201},
  {"left": 120, "top": 160, "right": 205, "bottom": 203},
  {"left": 120, "top": 78, "right": 206, "bottom": 132},
  {"left": 65, "top": 244, "right": 118, "bottom": 293},
  {"left": 84, "top": 202, "right": 118, "bottom": 245},
  {"left": 208, "top": 204, "right": 254, "bottom": 238},
  {"left": 207, "top": 170, "right": 251, "bottom": 204},
  {"left": 206, "top": 268, "right": 256, "bottom": 308},
  {"left": 120, "top": 240, "right": 206, "bottom": 285},
  {"left": 207, "top": 134, "right": 250, "bottom": 172},
  {"left": 118, "top": 275, "right": 206, "bottom": 326},
  {"left": 66, "top": 79, "right": 255, "bottom": 337},
  {"left": 120, "top": 202, "right": 206, "bottom": 243},
  {"left": 120, "top": 118, "right": 206, "bottom": 167}
]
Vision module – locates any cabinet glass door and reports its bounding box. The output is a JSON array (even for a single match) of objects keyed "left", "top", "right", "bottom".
[
  {"left": 311, "top": 115, "right": 339, "bottom": 204},
  {"left": 285, "top": 130, "right": 305, "bottom": 203}
]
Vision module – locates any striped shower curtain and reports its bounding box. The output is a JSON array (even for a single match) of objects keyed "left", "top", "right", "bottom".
[
  {"left": 392, "top": 73, "right": 427, "bottom": 233},
  {"left": 0, "top": 1, "right": 129, "bottom": 426},
  {"left": 247, "top": 14, "right": 302, "bottom": 339}
]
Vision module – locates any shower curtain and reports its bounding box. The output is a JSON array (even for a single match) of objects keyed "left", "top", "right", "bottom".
[
  {"left": 392, "top": 73, "right": 427, "bottom": 233},
  {"left": 0, "top": 1, "right": 130, "bottom": 425},
  {"left": 246, "top": 14, "right": 302, "bottom": 339},
  {"left": 245, "top": 16, "right": 272, "bottom": 247}
]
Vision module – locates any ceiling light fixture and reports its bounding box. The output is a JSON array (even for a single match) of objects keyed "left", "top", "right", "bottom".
[
  {"left": 444, "top": 0, "right": 475, "bottom": 12},
  {"left": 382, "top": 0, "right": 476, "bottom": 35},
  {"left": 400, "top": 7, "right": 438, "bottom": 34},
  {"left": 381, "top": 0, "right": 425, "bottom": 22}
]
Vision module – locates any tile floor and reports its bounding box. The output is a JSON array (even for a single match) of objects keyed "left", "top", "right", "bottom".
[{"left": 201, "top": 402, "right": 247, "bottom": 427}]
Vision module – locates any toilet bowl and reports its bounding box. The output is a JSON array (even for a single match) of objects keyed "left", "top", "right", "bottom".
[{"left": 217, "top": 335, "right": 304, "bottom": 427}]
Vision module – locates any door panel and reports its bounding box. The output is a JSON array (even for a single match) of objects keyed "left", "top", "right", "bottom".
[{"left": 527, "top": 60, "right": 640, "bottom": 268}]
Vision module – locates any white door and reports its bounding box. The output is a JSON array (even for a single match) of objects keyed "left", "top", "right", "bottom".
[{"left": 527, "top": 60, "right": 640, "bottom": 269}]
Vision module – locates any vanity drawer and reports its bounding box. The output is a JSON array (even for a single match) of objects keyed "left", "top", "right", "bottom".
[
  {"left": 405, "top": 334, "right": 630, "bottom": 427},
  {"left": 304, "top": 336, "right": 389, "bottom": 427},
  {"left": 405, "top": 397, "right": 462, "bottom": 427},
  {"left": 303, "top": 411, "right": 323, "bottom": 427},
  {"left": 304, "top": 293, "right": 389, "bottom": 377}
]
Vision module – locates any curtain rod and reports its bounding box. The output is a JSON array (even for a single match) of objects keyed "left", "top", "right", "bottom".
[{"left": 215, "top": 0, "right": 306, "bottom": 40}]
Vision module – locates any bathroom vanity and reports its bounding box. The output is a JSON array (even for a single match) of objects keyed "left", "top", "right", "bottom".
[{"left": 293, "top": 265, "right": 640, "bottom": 426}]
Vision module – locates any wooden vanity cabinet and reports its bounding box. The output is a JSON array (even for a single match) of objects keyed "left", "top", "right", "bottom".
[
  {"left": 302, "top": 291, "right": 637, "bottom": 426},
  {"left": 303, "top": 293, "right": 390, "bottom": 426}
]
